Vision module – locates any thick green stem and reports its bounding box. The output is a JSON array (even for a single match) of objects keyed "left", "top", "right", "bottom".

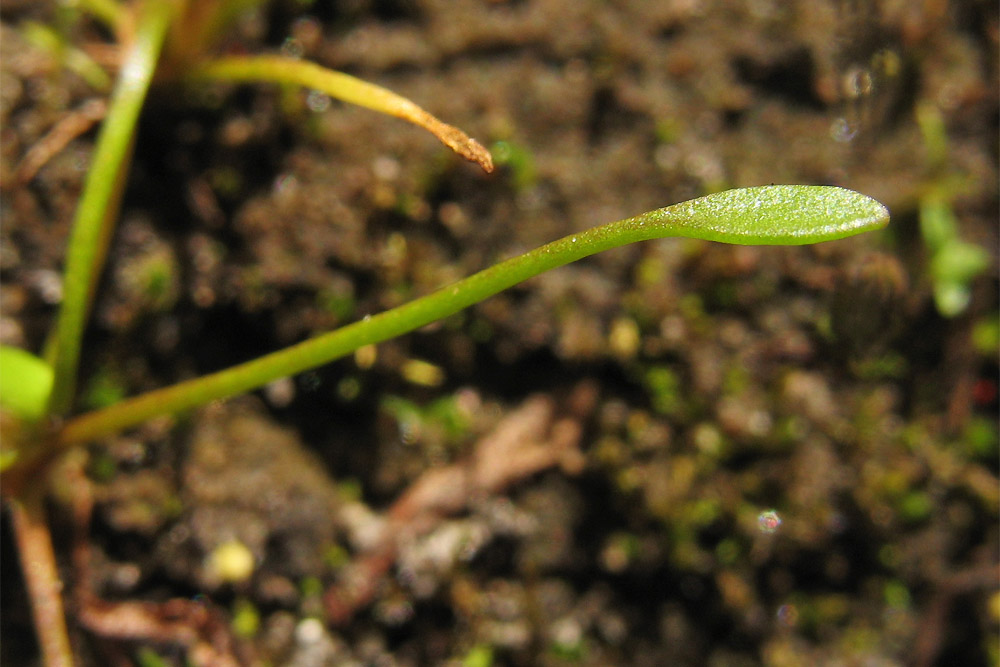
[
  {"left": 57, "top": 186, "right": 887, "bottom": 446},
  {"left": 46, "top": 0, "right": 175, "bottom": 416}
]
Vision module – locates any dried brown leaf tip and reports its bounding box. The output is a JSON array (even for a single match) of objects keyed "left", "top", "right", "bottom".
[
  {"left": 188, "top": 56, "right": 494, "bottom": 173},
  {"left": 419, "top": 115, "right": 494, "bottom": 173},
  {"left": 446, "top": 130, "right": 495, "bottom": 174}
]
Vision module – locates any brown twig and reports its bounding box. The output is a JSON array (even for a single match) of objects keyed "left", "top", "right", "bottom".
[
  {"left": 16, "top": 99, "right": 108, "bottom": 184},
  {"left": 325, "top": 389, "right": 590, "bottom": 623},
  {"left": 8, "top": 490, "right": 75, "bottom": 667},
  {"left": 64, "top": 452, "right": 246, "bottom": 666}
]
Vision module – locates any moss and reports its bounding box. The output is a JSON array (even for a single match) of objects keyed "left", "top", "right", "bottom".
[
  {"left": 82, "top": 365, "right": 127, "bottom": 410},
  {"left": 231, "top": 597, "right": 260, "bottom": 638},
  {"left": 642, "top": 365, "right": 684, "bottom": 417},
  {"left": 490, "top": 140, "right": 537, "bottom": 191}
]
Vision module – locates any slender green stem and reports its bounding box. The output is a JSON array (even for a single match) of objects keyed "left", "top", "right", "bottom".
[
  {"left": 188, "top": 54, "right": 493, "bottom": 172},
  {"left": 57, "top": 186, "right": 887, "bottom": 446},
  {"left": 46, "top": 0, "right": 174, "bottom": 416},
  {"left": 19, "top": 21, "right": 113, "bottom": 91}
]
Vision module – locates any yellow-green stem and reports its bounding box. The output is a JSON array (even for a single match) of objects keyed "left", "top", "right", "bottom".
[
  {"left": 188, "top": 55, "right": 493, "bottom": 172},
  {"left": 46, "top": 0, "right": 175, "bottom": 416}
]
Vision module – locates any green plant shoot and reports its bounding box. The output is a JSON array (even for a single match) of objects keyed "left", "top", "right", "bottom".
[{"left": 56, "top": 185, "right": 887, "bottom": 447}]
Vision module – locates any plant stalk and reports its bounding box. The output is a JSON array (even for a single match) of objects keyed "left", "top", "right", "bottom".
[
  {"left": 46, "top": 0, "right": 175, "bottom": 416},
  {"left": 56, "top": 186, "right": 887, "bottom": 446}
]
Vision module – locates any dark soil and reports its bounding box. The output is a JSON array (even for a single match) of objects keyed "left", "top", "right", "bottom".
[{"left": 1, "top": 1, "right": 997, "bottom": 665}]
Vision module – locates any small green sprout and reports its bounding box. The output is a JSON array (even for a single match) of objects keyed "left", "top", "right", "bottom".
[
  {"left": 0, "top": 2, "right": 890, "bottom": 664},
  {"left": 49, "top": 185, "right": 888, "bottom": 447},
  {"left": 916, "top": 103, "right": 990, "bottom": 317},
  {"left": 231, "top": 597, "right": 261, "bottom": 638}
]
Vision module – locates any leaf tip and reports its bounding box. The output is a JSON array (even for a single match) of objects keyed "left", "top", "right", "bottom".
[{"left": 436, "top": 125, "right": 494, "bottom": 173}]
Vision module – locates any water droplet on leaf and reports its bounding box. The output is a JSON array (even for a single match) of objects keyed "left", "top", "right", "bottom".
[{"left": 306, "top": 90, "right": 331, "bottom": 113}]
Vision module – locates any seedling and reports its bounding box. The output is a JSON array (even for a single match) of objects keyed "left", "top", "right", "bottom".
[
  {"left": 0, "top": 1, "right": 888, "bottom": 663},
  {"left": 916, "top": 103, "right": 989, "bottom": 317}
]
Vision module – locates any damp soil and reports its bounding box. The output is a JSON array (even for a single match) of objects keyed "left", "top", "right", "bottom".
[{"left": 1, "top": 1, "right": 998, "bottom": 665}]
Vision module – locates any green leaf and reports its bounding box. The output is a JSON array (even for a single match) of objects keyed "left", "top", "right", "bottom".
[
  {"left": 931, "top": 239, "right": 989, "bottom": 285},
  {"left": 59, "top": 185, "right": 887, "bottom": 446},
  {"left": 0, "top": 346, "right": 54, "bottom": 421},
  {"left": 929, "top": 238, "right": 989, "bottom": 318},
  {"left": 919, "top": 195, "right": 956, "bottom": 250},
  {"left": 188, "top": 55, "right": 493, "bottom": 172},
  {"left": 641, "top": 185, "right": 890, "bottom": 246}
]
